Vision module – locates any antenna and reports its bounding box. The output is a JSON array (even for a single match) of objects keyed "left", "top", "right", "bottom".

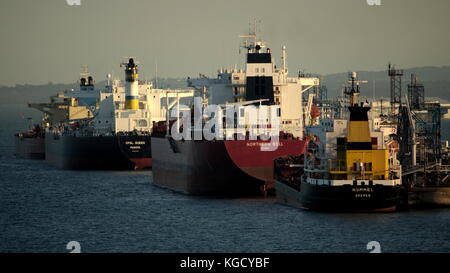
[
  {"left": 80, "top": 65, "right": 89, "bottom": 79},
  {"left": 345, "top": 72, "right": 368, "bottom": 106},
  {"left": 155, "top": 59, "right": 158, "bottom": 89},
  {"left": 120, "top": 56, "right": 139, "bottom": 67},
  {"left": 281, "top": 45, "right": 287, "bottom": 72},
  {"left": 106, "top": 73, "right": 112, "bottom": 87},
  {"left": 372, "top": 79, "right": 375, "bottom": 102},
  {"left": 239, "top": 19, "right": 263, "bottom": 53}
]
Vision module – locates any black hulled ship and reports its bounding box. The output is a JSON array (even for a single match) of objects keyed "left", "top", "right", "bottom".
[
  {"left": 275, "top": 72, "right": 403, "bottom": 212},
  {"left": 45, "top": 59, "right": 154, "bottom": 170}
]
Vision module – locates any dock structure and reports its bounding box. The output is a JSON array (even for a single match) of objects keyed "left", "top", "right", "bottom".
[
  {"left": 385, "top": 67, "right": 450, "bottom": 207},
  {"left": 397, "top": 72, "right": 448, "bottom": 188},
  {"left": 388, "top": 63, "right": 403, "bottom": 117}
]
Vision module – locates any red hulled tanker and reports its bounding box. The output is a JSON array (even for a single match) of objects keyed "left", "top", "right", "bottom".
[{"left": 151, "top": 28, "right": 319, "bottom": 196}]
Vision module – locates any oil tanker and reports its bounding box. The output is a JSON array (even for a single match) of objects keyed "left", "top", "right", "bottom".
[
  {"left": 45, "top": 58, "right": 193, "bottom": 170},
  {"left": 275, "top": 72, "right": 403, "bottom": 212},
  {"left": 14, "top": 66, "right": 99, "bottom": 160},
  {"left": 151, "top": 27, "right": 320, "bottom": 196}
]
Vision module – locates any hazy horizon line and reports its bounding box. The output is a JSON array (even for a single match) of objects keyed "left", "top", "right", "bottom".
[{"left": 1, "top": 64, "right": 449, "bottom": 88}]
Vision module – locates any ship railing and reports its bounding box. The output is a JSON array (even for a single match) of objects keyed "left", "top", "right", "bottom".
[
  {"left": 285, "top": 78, "right": 298, "bottom": 84},
  {"left": 116, "top": 131, "right": 151, "bottom": 136},
  {"left": 328, "top": 159, "right": 391, "bottom": 176}
]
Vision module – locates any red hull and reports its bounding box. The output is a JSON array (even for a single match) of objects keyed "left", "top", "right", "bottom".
[
  {"left": 224, "top": 139, "right": 307, "bottom": 182},
  {"left": 129, "top": 158, "right": 153, "bottom": 170}
]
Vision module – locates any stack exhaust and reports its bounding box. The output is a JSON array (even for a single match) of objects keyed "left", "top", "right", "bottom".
[{"left": 122, "top": 58, "right": 139, "bottom": 110}]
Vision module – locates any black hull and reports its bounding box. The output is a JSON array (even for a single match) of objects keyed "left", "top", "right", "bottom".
[
  {"left": 117, "top": 134, "right": 152, "bottom": 169},
  {"left": 300, "top": 182, "right": 403, "bottom": 212},
  {"left": 45, "top": 132, "right": 144, "bottom": 170},
  {"left": 276, "top": 180, "right": 403, "bottom": 212},
  {"left": 14, "top": 135, "right": 45, "bottom": 160},
  {"left": 151, "top": 137, "right": 265, "bottom": 196},
  {"left": 117, "top": 134, "right": 151, "bottom": 159}
]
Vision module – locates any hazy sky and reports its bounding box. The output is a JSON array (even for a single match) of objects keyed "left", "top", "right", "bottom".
[{"left": 0, "top": 0, "right": 449, "bottom": 86}]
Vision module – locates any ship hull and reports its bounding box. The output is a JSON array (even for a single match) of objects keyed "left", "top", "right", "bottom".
[
  {"left": 223, "top": 139, "right": 306, "bottom": 187},
  {"left": 151, "top": 137, "right": 264, "bottom": 195},
  {"left": 14, "top": 135, "right": 45, "bottom": 160},
  {"left": 276, "top": 180, "right": 403, "bottom": 212},
  {"left": 45, "top": 132, "right": 151, "bottom": 170},
  {"left": 275, "top": 180, "right": 304, "bottom": 209},
  {"left": 151, "top": 136, "right": 306, "bottom": 196}
]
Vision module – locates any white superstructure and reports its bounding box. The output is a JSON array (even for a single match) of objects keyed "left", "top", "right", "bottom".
[
  {"left": 93, "top": 60, "right": 194, "bottom": 135},
  {"left": 187, "top": 28, "right": 319, "bottom": 139}
]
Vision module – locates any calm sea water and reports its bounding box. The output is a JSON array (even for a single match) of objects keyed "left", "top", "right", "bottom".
[{"left": 1, "top": 105, "right": 450, "bottom": 253}]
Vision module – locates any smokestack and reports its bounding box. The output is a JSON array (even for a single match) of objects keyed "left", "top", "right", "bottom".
[{"left": 123, "top": 58, "right": 139, "bottom": 110}]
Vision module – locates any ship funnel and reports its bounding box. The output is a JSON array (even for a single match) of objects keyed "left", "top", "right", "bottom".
[
  {"left": 122, "top": 57, "right": 139, "bottom": 110},
  {"left": 346, "top": 72, "right": 371, "bottom": 150},
  {"left": 79, "top": 65, "right": 94, "bottom": 91}
]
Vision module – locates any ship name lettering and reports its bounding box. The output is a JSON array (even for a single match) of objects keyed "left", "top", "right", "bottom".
[
  {"left": 246, "top": 142, "right": 283, "bottom": 147},
  {"left": 352, "top": 188, "right": 373, "bottom": 192},
  {"left": 355, "top": 194, "right": 371, "bottom": 198},
  {"left": 126, "top": 141, "right": 145, "bottom": 145}
]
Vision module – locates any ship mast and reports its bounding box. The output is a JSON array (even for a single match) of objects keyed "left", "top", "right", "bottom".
[
  {"left": 345, "top": 72, "right": 368, "bottom": 106},
  {"left": 239, "top": 19, "right": 263, "bottom": 53},
  {"left": 80, "top": 65, "right": 89, "bottom": 81}
]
